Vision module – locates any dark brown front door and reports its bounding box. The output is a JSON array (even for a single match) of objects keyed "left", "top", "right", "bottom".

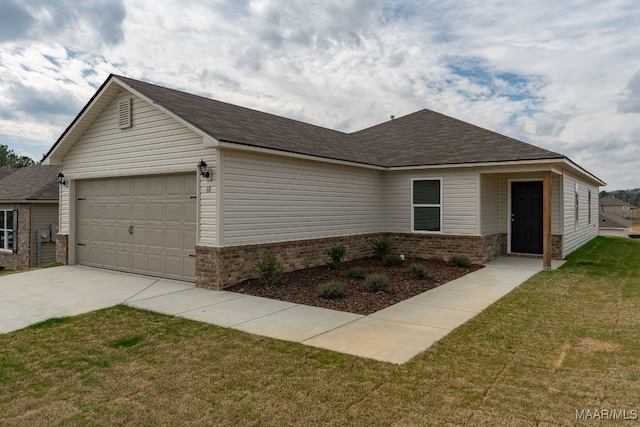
[{"left": 511, "top": 181, "right": 543, "bottom": 254}]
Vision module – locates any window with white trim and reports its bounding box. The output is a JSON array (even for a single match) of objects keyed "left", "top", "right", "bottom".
[
  {"left": 412, "top": 179, "right": 442, "bottom": 232},
  {"left": 0, "top": 210, "right": 14, "bottom": 251}
]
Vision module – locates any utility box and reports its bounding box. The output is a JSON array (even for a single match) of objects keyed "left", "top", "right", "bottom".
[
  {"left": 37, "top": 228, "right": 52, "bottom": 244},
  {"left": 50, "top": 224, "right": 58, "bottom": 242}
]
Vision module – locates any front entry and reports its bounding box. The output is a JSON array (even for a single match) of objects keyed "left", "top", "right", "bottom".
[{"left": 511, "top": 181, "right": 543, "bottom": 254}]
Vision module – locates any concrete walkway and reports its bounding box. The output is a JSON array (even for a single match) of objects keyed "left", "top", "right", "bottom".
[{"left": 0, "top": 257, "right": 562, "bottom": 364}]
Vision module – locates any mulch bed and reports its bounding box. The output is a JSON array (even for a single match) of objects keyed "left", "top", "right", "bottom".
[{"left": 227, "top": 257, "right": 483, "bottom": 315}]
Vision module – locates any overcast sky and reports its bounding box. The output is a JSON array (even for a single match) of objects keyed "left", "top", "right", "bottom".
[{"left": 1, "top": 0, "right": 639, "bottom": 189}]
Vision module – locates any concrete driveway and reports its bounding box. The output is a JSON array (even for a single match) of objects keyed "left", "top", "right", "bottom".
[{"left": 0, "top": 258, "right": 561, "bottom": 364}]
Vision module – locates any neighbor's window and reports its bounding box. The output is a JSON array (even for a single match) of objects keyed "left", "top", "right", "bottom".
[
  {"left": 0, "top": 210, "right": 14, "bottom": 251},
  {"left": 574, "top": 183, "right": 580, "bottom": 228},
  {"left": 412, "top": 179, "right": 442, "bottom": 232}
]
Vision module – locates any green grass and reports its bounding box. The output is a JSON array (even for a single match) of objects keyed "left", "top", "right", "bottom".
[{"left": 1, "top": 236, "right": 640, "bottom": 425}]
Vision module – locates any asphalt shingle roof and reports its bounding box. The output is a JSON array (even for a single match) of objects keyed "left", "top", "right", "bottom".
[
  {"left": 599, "top": 211, "right": 631, "bottom": 228},
  {"left": 116, "top": 75, "right": 565, "bottom": 168},
  {"left": 0, "top": 164, "right": 59, "bottom": 201}
]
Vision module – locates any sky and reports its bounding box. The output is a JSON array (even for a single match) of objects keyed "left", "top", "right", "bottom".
[{"left": 0, "top": 0, "right": 639, "bottom": 190}]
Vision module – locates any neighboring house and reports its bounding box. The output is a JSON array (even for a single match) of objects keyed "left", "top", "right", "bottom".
[
  {"left": 0, "top": 164, "right": 59, "bottom": 270},
  {"left": 43, "top": 75, "right": 605, "bottom": 288},
  {"left": 598, "top": 211, "right": 631, "bottom": 238},
  {"left": 599, "top": 196, "right": 640, "bottom": 219}
]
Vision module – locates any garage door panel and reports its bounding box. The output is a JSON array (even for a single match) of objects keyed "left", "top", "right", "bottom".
[
  {"left": 165, "top": 203, "right": 182, "bottom": 223},
  {"left": 148, "top": 203, "right": 164, "bottom": 221},
  {"left": 118, "top": 179, "right": 132, "bottom": 196},
  {"left": 77, "top": 174, "right": 196, "bottom": 281},
  {"left": 117, "top": 203, "right": 131, "bottom": 220},
  {"left": 184, "top": 229, "right": 196, "bottom": 248},
  {"left": 132, "top": 203, "right": 147, "bottom": 221},
  {"left": 164, "top": 255, "right": 183, "bottom": 278}
]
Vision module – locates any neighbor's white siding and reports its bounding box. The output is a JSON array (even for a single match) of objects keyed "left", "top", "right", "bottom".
[
  {"left": 562, "top": 172, "right": 599, "bottom": 257},
  {"left": 62, "top": 90, "right": 208, "bottom": 178},
  {"left": 383, "top": 168, "right": 479, "bottom": 235},
  {"left": 59, "top": 184, "right": 70, "bottom": 234},
  {"left": 221, "top": 150, "right": 383, "bottom": 245}
]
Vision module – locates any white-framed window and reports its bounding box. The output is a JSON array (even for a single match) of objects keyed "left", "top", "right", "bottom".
[
  {"left": 411, "top": 178, "right": 442, "bottom": 232},
  {"left": 0, "top": 210, "right": 14, "bottom": 251}
]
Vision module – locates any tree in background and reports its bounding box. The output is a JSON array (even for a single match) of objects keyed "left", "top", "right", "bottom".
[{"left": 0, "top": 144, "right": 35, "bottom": 168}]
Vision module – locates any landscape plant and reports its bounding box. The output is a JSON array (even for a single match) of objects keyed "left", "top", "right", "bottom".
[
  {"left": 382, "top": 254, "right": 403, "bottom": 267},
  {"left": 254, "top": 253, "right": 285, "bottom": 286},
  {"left": 406, "top": 263, "right": 430, "bottom": 280},
  {"left": 327, "top": 245, "right": 347, "bottom": 269},
  {"left": 372, "top": 237, "right": 392, "bottom": 259},
  {"left": 318, "top": 281, "right": 345, "bottom": 299},
  {"left": 344, "top": 266, "right": 367, "bottom": 279},
  {"left": 366, "top": 274, "right": 391, "bottom": 292},
  {"left": 450, "top": 254, "right": 472, "bottom": 268}
]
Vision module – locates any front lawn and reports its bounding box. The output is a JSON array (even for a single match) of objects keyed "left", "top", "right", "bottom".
[{"left": 1, "top": 236, "right": 639, "bottom": 425}]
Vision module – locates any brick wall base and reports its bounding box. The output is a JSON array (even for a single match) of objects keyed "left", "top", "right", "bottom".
[
  {"left": 195, "top": 232, "right": 532, "bottom": 290},
  {"left": 56, "top": 234, "right": 69, "bottom": 265}
]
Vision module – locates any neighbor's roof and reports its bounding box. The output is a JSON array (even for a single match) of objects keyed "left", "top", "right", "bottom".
[
  {"left": 599, "top": 196, "right": 634, "bottom": 207},
  {"left": 44, "top": 74, "right": 602, "bottom": 184},
  {"left": 0, "top": 164, "right": 59, "bottom": 201},
  {"left": 599, "top": 211, "right": 631, "bottom": 229}
]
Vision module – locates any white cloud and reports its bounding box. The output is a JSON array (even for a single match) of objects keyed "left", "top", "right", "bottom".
[{"left": 0, "top": 0, "right": 639, "bottom": 189}]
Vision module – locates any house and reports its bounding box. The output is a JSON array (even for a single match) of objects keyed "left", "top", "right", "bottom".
[
  {"left": 0, "top": 164, "right": 59, "bottom": 270},
  {"left": 599, "top": 196, "right": 639, "bottom": 219},
  {"left": 43, "top": 75, "right": 605, "bottom": 288},
  {"left": 598, "top": 211, "right": 631, "bottom": 238}
]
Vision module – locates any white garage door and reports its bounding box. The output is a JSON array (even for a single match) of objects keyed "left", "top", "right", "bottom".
[{"left": 77, "top": 174, "right": 197, "bottom": 281}]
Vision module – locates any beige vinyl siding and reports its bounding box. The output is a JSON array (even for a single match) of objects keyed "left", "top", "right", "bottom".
[
  {"left": 498, "top": 173, "right": 562, "bottom": 235},
  {"left": 480, "top": 174, "right": 501, "bottom": 235},
  {"left": 562, "top": 172, "right": 599, "bottom": 257},
  {"left": 61, "top": 91, "right": 209, "bottom": 178},
  {"left": 383, "top": 169, "right": 479, "bottom": 235},
  {"left": 59, "top": 185, "right": 70, "bottom": 234},
  {"left": 199, "top": 151, "right": 217, "bottom": 245},
  {"left": 29, "top": 204, "right": 58, "bottom": 266},
  {"left": 222, "top": 150, "right": 382, "bottom": 245}
]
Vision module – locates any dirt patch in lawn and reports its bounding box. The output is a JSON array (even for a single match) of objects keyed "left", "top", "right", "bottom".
[{"left": 227, "top": 257, "right": 483, "bottom": 315}]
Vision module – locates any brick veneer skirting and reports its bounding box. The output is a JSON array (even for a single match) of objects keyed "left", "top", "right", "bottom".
[
  {"left": 56, "top": 233, "right": 69, "bottom": 265},
  {"left": 195, "top": 232, "right": 523, "bottom": 290}
]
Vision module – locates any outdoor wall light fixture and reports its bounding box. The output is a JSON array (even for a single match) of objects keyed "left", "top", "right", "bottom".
[
  {"left": 57, "top": 172, "right": 68, "bottom": 187},
  {"left": 198, "top": 159, "right": 211, "bottom": 179}
]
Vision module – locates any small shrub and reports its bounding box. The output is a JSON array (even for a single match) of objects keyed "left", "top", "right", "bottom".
[
  {"left": 407, "top": 263, "right": 430, "bottom": 280},
  {"left": 318, "top": 281, "right": 345, "bottom": 299},
  {"left": 327, "top": 245, "right": 347, "bottom": 269},
  {"left": 345, "top": 266, "right": 367, "bottom": 279},
  {"left": 372, "top": 237, "right": 392, "bottom": 259},
  {"left": 254, "top": 253, "right": 285, "bottom": 286},
  {"left": 366, "top": 274, "right": 391, "bottom": 292},
  {"left": 450, "top": 255, "right": 472, "bottom": 268},
  {"left": 383, "top": 254, "right": 404, "bottom": 267}
]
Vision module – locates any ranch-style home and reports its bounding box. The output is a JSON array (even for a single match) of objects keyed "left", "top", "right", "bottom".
[{"left": 43, "top": 74, "right": 604, "bottom": 289}]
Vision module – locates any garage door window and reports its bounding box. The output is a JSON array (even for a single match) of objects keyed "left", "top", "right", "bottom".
[{"left": 0, "top": 210, "right": 15, "bottom": 252}]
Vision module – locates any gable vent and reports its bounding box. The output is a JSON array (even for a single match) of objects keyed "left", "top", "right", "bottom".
[{"left": 118, "top": 98, "right": 132, "bottom": 129}]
